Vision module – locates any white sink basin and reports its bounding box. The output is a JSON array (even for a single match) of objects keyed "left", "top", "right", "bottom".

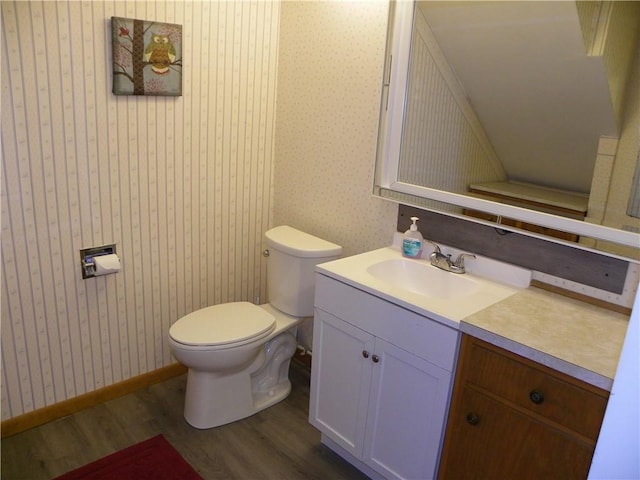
[
  {"left": 316, "top": 247, "right": 531, "bottom": 325},
  {"left": 366, "top": 258, "right": 477, "bottom": 299}
]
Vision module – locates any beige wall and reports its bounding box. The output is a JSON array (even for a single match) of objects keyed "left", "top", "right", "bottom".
[
  {"left": 587, "top": 40, "right": 640, "bottom": 260},
  {"left": 599, "top": 45, "right": 640, "bottom": 259},
  {"left": 1, "top": 0, "right": 398, "bottom": 421},
  {"left": 1, "top": 1, "right": 280, "bottom": 419},
  {"left": 273, "top": 1, "right": 398, "bottom": 257}
]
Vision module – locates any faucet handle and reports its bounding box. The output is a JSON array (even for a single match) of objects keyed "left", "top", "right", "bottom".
[
  {"left": 424, "top": 239, "right": 441, "bottom": 254},
  {"left": 453, "top": 253, "right": 476, "bottom": 268}
]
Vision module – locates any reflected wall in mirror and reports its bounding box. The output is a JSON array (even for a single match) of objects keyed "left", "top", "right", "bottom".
[{"left": 375, "top": 0, "right": 640, "bottom": 259}]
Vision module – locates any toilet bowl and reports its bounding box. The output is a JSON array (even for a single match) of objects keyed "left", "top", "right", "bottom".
[
  {"left": 169, "top": 303, "right": 300, "bottom": 428},
  {"left": 168, "top": 226, "right": 342, "bottom": 429}
]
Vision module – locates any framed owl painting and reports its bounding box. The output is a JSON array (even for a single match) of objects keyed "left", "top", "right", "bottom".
[{"left": 111, "top": 17, "right": 182, "bottom": 96}]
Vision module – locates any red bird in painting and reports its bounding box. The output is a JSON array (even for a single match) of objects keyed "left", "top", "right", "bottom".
[{"left": 119, "top": 26, "right": 129, "bottom": 37}]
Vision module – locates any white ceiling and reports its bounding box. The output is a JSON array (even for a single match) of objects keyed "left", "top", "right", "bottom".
[{"left": 419, "top": 1, "right": 618, "bottom": 194}]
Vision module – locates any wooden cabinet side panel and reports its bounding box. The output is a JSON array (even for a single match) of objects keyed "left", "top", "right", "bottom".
[
  {"left": 439, "top": 333, "right": 476, "bottom": 478},
  {"left": 439, "top": 334, "right": 607, "bottom": 480}
]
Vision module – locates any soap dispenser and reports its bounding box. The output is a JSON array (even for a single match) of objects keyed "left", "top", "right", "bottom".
[{"left": 402, "top": 216, "right": 423, "bottom": 258}]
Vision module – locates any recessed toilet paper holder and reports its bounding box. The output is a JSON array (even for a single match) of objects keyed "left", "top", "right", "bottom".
[{"left": 80, "top": 244, "right": 118, "bottom": 279}]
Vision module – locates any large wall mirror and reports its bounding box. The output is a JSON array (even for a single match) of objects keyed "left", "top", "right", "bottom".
[{"left": 374, "top": 0, "right": 640, "bottom": 259}]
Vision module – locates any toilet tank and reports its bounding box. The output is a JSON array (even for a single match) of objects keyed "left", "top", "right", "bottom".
[{"left": 265, "top": 226, "right": 342, "bottom": 317}]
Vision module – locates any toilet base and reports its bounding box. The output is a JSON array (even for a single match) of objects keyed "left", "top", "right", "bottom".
[{"left": 183, "top": 330, "right": 297, "bottom": 429}]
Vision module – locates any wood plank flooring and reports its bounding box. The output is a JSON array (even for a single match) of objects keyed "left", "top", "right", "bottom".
[{"left": 0, "top": 361, "right": 369, "bottom": 480}]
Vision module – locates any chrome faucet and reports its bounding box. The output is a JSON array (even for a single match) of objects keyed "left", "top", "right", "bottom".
[
  {"left": 423, "top": 239, "right": 442, "bottom": 254},
  {"left": 425, "top": 241, "right": 476, "bottom": 274}
]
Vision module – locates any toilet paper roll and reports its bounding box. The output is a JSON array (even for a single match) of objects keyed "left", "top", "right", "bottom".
[{"left": 93, "top": 254, "right": 121, "bottom": 276}]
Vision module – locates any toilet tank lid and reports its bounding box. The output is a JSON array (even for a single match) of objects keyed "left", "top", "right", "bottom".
[{"left": 265, "top": 226, "right": 342, "bottom": 258}]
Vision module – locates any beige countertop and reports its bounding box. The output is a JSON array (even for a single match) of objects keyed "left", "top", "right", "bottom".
[{"left": 461, "top": 287, "right": 630, "bottom": 391}]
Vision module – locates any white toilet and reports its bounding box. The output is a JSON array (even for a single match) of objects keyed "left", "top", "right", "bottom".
[{"left": 168, "top": 226, "right": 342, "bottom": 429}]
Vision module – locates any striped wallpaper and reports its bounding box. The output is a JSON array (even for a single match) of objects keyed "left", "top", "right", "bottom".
[
  {"left": 397, "top": 3, "right": 506, "bottom": 194},
  {"left": 1, "top": 0, "right": 637, "bottom": 424},
  {"left": 1, "top": 0, "right": 280, "bottom": 419}
]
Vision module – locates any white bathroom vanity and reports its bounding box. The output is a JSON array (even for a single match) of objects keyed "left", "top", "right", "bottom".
[
  {"left": 309, "top": 245, "right": 527, "bottom": 480},
  {"left": 310, "top": 273, "right": 456, "bottom": 479},
  {"left": 308, "top": 245, "right": 629, "bottom": 480}
]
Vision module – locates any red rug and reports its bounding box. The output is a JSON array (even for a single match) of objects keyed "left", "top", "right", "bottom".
[{"left": 53, "top": 434, "right": 203, "bottom": 480}]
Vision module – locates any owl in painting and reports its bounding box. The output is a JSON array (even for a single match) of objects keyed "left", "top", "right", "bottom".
[{"left": 144, "top": 34, "right": 176, "bottom": 75}]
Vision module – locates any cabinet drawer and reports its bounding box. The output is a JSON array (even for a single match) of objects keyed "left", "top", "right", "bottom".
[
  {"left": 440, "top": 386, "right": 595, "bottom": 480},
  {"left": 463, "top": 337, "right": 608, "bottom": 439}
]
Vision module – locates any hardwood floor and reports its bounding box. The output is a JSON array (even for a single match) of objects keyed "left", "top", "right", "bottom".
[{"left": 0, "top": 361, "right": 369, "bottom": 480}]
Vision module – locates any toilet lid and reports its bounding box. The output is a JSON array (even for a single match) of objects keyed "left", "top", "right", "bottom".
[{"left": 169, "top": 302, "right": 276, "bottom": 347}]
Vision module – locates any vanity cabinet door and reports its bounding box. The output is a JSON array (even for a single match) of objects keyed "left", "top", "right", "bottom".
[
  {"left": 310, "top": 307, "right": 453, "bottom": 480},
  {"left": 364, "top": 338, "right": 451, "bottom": 480},
  {"left": 309, "top": 308, "right": 375, "bottom": 459}
]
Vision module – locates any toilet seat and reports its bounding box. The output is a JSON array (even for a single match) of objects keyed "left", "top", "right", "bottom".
[{"left": 169, "top": 302, "right": 276, "bottom": 348}]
